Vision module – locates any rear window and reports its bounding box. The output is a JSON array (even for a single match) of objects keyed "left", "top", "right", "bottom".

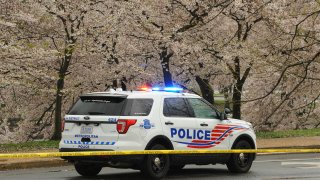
[
  {"left": 68, "top": 96, "right": 153, "bottom": 116},
  {"left": 68, "top": 96, "right": 126, "bottom": 116},
  {"left": 122, "top": 99, "right": 153, "bottom": 116}
]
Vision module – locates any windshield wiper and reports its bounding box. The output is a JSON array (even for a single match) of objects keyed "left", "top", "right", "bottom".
[
  {"left": 84, "top": 100, "right": 109, "bottom": 103},
  {"left": 88, "top": 112, "right": 106, "bottom": 115}
]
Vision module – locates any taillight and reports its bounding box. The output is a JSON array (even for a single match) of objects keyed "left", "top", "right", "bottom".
[
  {"left": 61, "top": 119, "right": 65, "bottom": 132},
  {"left": 117, "top": 119, "right": 137, "bottom": 134}
]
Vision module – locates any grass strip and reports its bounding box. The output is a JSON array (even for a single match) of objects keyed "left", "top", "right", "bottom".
[
  {"left": 256, "top": 128, "right": 320, "bottom": 139},
  {"left": 0, "top": 140, "right": 59, "bottom": 153}
]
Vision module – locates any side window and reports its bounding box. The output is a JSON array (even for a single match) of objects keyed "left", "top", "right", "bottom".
[
  {"left": 187, "top": 98, "right": 219, "bottom": 119},
  {"left": 163, "top": 98, "right": 192, "bottom": 117},
  {"left": 122, "top": 99, "right": 153, "bottom": 116}
]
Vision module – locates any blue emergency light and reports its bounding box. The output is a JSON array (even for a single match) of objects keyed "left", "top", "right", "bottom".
[
  {"left": 152, "top": 86, "right": 183, "bottom": 92},
  {"left": 163, "top": 87, "right": 183, "bottom": 92},
  {"left": 138, "top": 86, "right": 183, "bottom": 92}
]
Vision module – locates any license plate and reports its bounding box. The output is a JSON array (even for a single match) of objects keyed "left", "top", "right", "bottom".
[{"left": 80, "top": 126, "right": 93, "bottom": 134}]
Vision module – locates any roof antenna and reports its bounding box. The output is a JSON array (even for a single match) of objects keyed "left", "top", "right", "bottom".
[
  {"left": 108, "top": 89, "right": 116, "bottom": 93},
  {"left": 116, "top": 88, "right": 123, "bottom": 92}
]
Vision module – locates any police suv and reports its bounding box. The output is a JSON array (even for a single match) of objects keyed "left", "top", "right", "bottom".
[{"left": 59, "top": 87, "right": 256, "bottom": 179}]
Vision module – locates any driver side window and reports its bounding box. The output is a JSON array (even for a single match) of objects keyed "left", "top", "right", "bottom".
[{"left": 187, "top": 98, "right": 219, "bottom": 119}]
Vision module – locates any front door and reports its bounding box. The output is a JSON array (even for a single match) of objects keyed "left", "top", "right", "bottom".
[
  {"left": 160, "top": 97, "right": 197, "bottom": 150},
  {"left": 186, "top": 98, "right": 230, "bottom": 150}
]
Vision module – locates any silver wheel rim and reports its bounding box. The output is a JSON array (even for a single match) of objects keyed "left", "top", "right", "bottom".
[
  {"left": 151, "top": 155, "right": 166, "bottom": 173},
  {"left": 237, "top": 152, "right": 249, "bottom": 167}
]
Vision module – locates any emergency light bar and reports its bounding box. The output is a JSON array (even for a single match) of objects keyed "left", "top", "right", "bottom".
[{"left": 138, "top": 86, "right": 183, "bottom": 92}]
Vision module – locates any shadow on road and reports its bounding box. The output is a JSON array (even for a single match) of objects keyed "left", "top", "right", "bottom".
[{"left": 66, "top": 168, "right": 240, "bottom": 180}]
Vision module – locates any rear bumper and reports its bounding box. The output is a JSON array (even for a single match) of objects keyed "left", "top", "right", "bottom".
[{"left": 59, "top": 148, "right": 144, "bottom": 166}]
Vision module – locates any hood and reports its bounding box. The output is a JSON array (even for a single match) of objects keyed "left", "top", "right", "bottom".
[{"left": 226, "top": 118, "right": 253, "bottom": 129}]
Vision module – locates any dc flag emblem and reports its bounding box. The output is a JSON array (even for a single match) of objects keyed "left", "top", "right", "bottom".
[{"left": 143, "top": 119, "right": 152, "bottom": 129}]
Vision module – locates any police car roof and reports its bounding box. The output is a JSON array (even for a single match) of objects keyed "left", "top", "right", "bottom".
[{"left": 83, "top": 91, "right": 200, "bottom": 98}]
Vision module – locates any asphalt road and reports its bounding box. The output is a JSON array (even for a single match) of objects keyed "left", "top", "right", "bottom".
[{"left": 1, "top": 153, "right": 320, "bottom": 180}]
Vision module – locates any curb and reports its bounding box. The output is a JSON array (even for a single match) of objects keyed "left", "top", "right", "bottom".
[
  {"left": 256, "top": 145, "right": 320, "bottom": 156},
  {"left": 0, "top": 158, "right": 69, "bottom": 171},
  {"left": 259, "top": 145, "right": 320, "bottom": 149}
]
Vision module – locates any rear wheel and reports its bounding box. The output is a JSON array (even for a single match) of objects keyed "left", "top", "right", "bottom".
[
  {"left": 226, "top": 140, "right": 254, "bottom": 173},
  {"left": 74, "top": 163, "right": 102, "bottom": 177},
  {"left": 141, "top": 144, "right": 170, "bottom": 179}
]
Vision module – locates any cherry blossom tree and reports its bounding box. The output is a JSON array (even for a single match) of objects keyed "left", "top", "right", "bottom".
[
  {"left": 0, "top": 0, "right": 127, "bottom": 141},
  {"left": 242, "top": 0, "right": 320, "bottom": 130},
  {"left": 1, "top": 0, "right": 320, "bottom": 143}
]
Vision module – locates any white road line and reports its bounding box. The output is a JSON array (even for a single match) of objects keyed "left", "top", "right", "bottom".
[
  {"left": 281, "top": 162, "right": 320, "bottom": 169},
  {"left": 255, "top": 157, "right": 320, "bottom": 163}
]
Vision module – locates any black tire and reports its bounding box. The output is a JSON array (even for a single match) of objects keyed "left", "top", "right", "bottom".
[
  {"left": 74, "top": 163, "right": 102, "bottom": 177},
  {"left": 226, "top": 140, "right": 254, "bottom": 173},
  {"left": 141, "top": 144, "right": 170, "bottom": 179}
]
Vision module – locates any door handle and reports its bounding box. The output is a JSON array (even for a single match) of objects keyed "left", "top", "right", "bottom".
[
  {"left": 200, "top": 123, "right": 208, "bottom": 127},
  {"left": 165, "top": 121, "right": 174, "bottom": 125}
]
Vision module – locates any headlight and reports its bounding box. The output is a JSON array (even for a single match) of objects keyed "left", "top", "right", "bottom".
[{"left": 247, "top": 122, "right": 254, "bottom": 130}]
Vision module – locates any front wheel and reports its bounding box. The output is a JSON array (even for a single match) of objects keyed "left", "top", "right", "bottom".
[
  {"left": 74, "top": 163, "right": 102, "bottom": 177},
  {"left": 141, "top": 144, "right": 170, "bottom": 179},
  {"left": 226, "top": 140, "right": 254, "bottom": 173}
]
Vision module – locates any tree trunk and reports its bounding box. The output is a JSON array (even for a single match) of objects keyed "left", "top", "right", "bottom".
[
  {"left": 51, "top": 42, "right": 74, "bottom": 140},
  {"left": 227, "top": 56, "right": 251, "bottom": 120},
  {"left": 232, "top": 82, "right": 243, "bottom": 119},
  {"left": 195, "top": 76, "right": 214, "bottom": 104},
  {"left": 51, "top": 87, "right": 62, "bottom": 140},
  {"left": 51, "top": 75, "right": 65, "bottom": 140},
  {"left": 112, "top": 79, "right": 118, "bottom": 89},
  {"left": 159, "top": 46, "right": 174, "bottom": 87},
  {"left": 223, "top": 86, "right": 231, "bottom": 109},
  {"left": 121, "top": 77, "right": 127, "bottom": 91}
]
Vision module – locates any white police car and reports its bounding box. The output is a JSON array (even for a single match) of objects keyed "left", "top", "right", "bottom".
[{"left": 59, "top": 87, "right": 256, "bottom": 179}]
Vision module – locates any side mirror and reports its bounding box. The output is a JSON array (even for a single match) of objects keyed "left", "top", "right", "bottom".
[
  {"left": 220, "top": 112, "right": 227, "bottom": 120},
  {"left": 224, "top": 108, "right": 231, "bottom": 114}
]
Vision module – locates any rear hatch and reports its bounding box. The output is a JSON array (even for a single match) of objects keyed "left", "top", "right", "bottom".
[{"left": 62, "top": 94, "right": 127, "bottom": 149}]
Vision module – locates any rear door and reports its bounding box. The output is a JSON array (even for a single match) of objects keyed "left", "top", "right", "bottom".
[
  {"left": 62, "top": 94, "right": 127, "bottom": 149},
  {"left": 117, "top": 98, "right": 155, "bottom": 150}
]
